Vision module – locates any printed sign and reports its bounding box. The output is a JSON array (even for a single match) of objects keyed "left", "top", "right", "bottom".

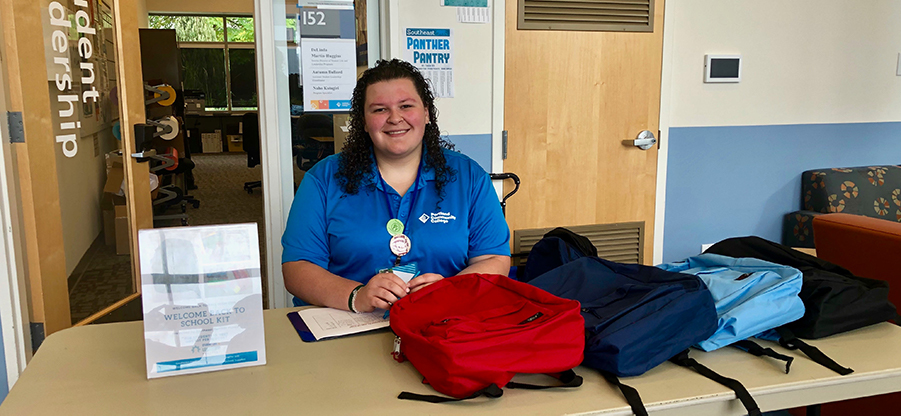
[
  {"left": 442, "top": 0, "right": 488, "bottom": 6},
  {"left": 298, "top": 0, "right": 353, "bottom": 9},
  {"left": 298, "top": 6, "right": 356, "bottom": 111},
  {"left": 404, "top": 28, "right": 454, "bottom": 98},
  {"left": 140, "top": 223, "right": 266, "bottom": 379},
  {"left": 43, "top": 0, "right": 106, "bottom": 158}
]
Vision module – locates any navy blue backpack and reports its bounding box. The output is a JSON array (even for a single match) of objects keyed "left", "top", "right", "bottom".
[{"left": 524, "top": 231, "right": 762, "bottom": 416}]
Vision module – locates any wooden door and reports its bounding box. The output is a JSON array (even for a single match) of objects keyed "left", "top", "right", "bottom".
[
  {"left": 0, "top": 0, "right": 151, "bottom": 338},
  {"left": 503, "top": 0, "right": 664, "bottom": 264},
  {"left": 104, "top": 0, "right": 154, "bottom": 315}
]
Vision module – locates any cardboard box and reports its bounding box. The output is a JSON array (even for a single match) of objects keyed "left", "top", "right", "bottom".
[
  {"left": 227, "top": 134, "right": 244, "bottom": 152},
  {"left": 201, "top": 131, "right": 223, "bottom": 153},
  {"left": 102, "top": 151, "right": 130, "bottom": 255},
  {"left": 104, "top": 151, "right": 125, "bottom": 195},
  {"left": 114, "top": 205, "right": 129, "bottom": 255}
]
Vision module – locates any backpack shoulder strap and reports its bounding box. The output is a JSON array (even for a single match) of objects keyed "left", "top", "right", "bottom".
[
  {"left": 733, "top": 339, "right": 794, "bottom": 374},
  {"left": 599, "top": 370, "right": 649, "bottom": 416},
  {"left": 775, "top": 327, "right": 854, "bottom": 376},
  {"left": 670, "top": 350, "right": 762, "bottom": 416}
]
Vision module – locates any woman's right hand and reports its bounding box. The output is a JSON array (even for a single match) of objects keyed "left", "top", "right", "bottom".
[{"left": 353, "top": 272, "right": 410, "bottom": 313}]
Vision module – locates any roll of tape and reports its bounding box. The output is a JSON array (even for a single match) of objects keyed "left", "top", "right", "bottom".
[
  {"left": 158, "top": 116, "right": 180, "bottom": 140},
  {"left": 154, "top": 85, "right": 177, "bottom": 106}
]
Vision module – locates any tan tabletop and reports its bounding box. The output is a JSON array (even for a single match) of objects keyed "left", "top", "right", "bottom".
[{"left": 2, "top": 308, "right": 900, "bottom": 415}]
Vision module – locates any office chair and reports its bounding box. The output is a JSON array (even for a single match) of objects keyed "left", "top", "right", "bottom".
[
  {"left": 150, "top": 150, "right": 198, "bottom": 226},
  {"left": 293, "top": 114, "right": 334, "bottom": 171},
  {"left": 242, "top": 112, "right": 262, "bottom": 194}
]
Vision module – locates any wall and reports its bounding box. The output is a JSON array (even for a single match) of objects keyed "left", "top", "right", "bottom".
[
  {"left": 389, "top": 0, "right": 499, "bottom": 172},
  {"left": 146, "top": 0, "right": 253, "bottom": 14},
  {"left": 660, "top": 0, "right": 901, "bottom": 262},
  {"left": 138, "top": 0, "right": 149, "bottom": 27}
]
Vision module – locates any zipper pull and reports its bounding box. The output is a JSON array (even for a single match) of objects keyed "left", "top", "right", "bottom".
[{"left": 392, "top": 336, "right": 404, "bottom": 362}]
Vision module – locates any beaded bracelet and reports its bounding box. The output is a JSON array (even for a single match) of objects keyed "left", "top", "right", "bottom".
[{"left": 348, "top": 284, "right": 364, "bottom": 313}]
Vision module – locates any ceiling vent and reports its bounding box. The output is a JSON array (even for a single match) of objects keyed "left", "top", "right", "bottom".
[{"left": 518, "top": 0, "right": 655, "bottom": 32}]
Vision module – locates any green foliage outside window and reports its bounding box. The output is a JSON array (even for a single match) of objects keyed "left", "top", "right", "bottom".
[
  {"left": 148, "top": 15, "right": 224, "bottom": 42},
  {"left": 149, "top": 14, "right": 257, "bottom": 112},
  {"left": 226, "top": 17, "right": 254, "bottom": 42}
]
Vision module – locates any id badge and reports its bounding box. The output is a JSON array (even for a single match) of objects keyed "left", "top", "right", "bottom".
[{"left": 378, "top": 262, "right": 420, "bottom": 283}]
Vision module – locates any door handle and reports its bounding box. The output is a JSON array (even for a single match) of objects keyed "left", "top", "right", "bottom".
[{"left": 622, "top": 130, "right": 657, "bottom": 150}]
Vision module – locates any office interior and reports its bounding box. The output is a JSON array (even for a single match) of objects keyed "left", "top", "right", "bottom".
[{"left": 0, "top": 0, "right": 900, "bottom": 411}]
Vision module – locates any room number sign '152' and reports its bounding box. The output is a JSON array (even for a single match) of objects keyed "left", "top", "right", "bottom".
[{"left": 302, "top": 10, "right": 326, "bottom": 26}]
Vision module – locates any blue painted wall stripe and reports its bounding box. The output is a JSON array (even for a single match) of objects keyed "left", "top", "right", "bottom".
[
  {"left": 663, "top": 122, "right": 901, "bottom": 263},
  {"left": 444, "top": 133, "right": 492, "bottom": 172}
]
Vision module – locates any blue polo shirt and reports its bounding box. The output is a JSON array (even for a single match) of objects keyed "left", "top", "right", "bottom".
[{"left": 282, "top": 149, "right": 510, "bottom": 287}]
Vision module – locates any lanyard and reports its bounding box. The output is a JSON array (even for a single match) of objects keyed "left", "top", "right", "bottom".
[{"left": 377, "top": 164, "right": 423, "bottom": 265}]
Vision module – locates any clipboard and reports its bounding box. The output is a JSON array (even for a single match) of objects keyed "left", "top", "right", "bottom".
[
  {"left": 287, "top": 311, "right": 317, "bottom": 342},
  {"left": 287, "top": 308, "right": 390, "bottom": 342}
]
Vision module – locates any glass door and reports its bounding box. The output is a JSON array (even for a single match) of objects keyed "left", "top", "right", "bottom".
[{"left": 256, "top": 0, "right": 378, "bottom": 308}]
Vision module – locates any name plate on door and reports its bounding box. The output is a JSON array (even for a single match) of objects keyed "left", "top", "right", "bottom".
[{"left": 139, "top": 223, "right": 266, "bottom": 379}]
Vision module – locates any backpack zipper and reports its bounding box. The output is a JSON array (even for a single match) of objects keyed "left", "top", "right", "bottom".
[{"left": 392, "top": 336, "right": 405, "bottom": 362}]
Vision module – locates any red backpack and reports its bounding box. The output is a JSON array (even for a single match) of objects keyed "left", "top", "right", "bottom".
[{"left": 390, "top": 273, "right": 585, "bottom": 402}]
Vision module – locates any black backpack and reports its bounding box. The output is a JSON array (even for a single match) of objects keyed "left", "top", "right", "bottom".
[{"left": 706, "top": 236, "right": 898, "bottom": 339}]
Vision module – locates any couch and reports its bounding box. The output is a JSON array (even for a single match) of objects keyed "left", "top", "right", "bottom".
[{"left": 783, "top": 165, "right": 901, "bottom": 248}]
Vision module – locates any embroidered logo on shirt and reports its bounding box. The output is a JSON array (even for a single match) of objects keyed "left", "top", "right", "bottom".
[
  {"left": 419, "top": 213, "right": 430, "bottom": 223},
  {"left": 429, "top": 212, "right": 457, "bottom": 224}
]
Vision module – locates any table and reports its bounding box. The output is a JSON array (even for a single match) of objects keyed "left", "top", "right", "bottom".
[{"left": 2, "top": 309, "right": 900, "bottom": 415}]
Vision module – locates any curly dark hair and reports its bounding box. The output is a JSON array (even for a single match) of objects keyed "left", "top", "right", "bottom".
[{"left": 336, "top": 59, "right": 455, "bottom": 198}]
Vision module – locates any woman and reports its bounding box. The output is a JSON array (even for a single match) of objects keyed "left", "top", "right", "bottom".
[{"left": 282, "top": 59, "right": 511, "bottom": 313}]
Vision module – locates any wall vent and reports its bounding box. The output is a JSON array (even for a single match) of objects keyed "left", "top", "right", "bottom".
[
  {"left": 513, "top": 221, "right": 645, "bottom": 265},
  {"left": 518, "top": 0, "right": 654, "bottom": 33}
]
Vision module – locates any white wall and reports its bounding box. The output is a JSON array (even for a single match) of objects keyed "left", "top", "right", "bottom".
[
  {"left": 666, "top": 0, "right": 901, "bottom": 128},
  {"left": 146, "top": 0, "right": 253, "bottom": 14},
  {"left": 390, "top": 1, "right": 495, "bottom": 137}
]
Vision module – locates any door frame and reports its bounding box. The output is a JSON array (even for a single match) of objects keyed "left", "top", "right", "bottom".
[
  {"left": 256, "top": 0, "right": 385, "bottom": 309},
  {"left": 653, "top": 0, "right": 675, "bottom": 265},
  {"left": 0, "top": 8, "right": 32, "bottom": 389}
]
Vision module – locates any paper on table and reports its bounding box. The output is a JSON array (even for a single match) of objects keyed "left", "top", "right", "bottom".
[{"left": 297, "top": 307, "right": 389, "bottom": 341}]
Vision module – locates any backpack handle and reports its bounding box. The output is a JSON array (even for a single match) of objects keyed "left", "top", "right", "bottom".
[
  {"left": 397, "top": 370, "right": 582, "bottom": 403},
  {"left": 505, "top": 369, "right": 583, "bottom": 390}
]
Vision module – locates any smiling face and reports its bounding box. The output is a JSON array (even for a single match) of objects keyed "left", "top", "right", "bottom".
[{"left": 363, "top": 78, "right": 430, "bottom": 162}]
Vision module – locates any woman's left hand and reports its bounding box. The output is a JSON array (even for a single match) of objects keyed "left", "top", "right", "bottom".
[{"left": 407, "top": 273, "right": 445, "bottom": 293}]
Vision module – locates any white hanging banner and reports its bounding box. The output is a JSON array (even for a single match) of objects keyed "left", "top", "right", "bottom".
[
  {"left": 404, "top": 28, "right": 455, "bottom": 98},
  {"left": 140, "top": 223, "right": 266, "bottom": 379},
  {"left": 298, "top": 4, "right": 357, "bottom": 111}
]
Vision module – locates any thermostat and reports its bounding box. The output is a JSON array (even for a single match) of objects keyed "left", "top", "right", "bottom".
[{"left": 704, "top": 54, "right": 741, "bottom": 83}]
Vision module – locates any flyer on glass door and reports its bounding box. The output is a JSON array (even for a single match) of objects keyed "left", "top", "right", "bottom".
[
  {"left": 297, "top": 4, "right": 356, "bottom": 112},
  {"left": 139, "top": 223, "right": 266, "bottom": 379}
]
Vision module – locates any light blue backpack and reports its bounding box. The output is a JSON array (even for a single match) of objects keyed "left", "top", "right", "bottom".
[{"left": 657, "top": 253, "right": 804, "bottom": 352}]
